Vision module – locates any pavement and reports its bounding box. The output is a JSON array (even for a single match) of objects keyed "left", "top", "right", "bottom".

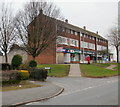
[
  {"left": 2, "top": 81, "right": 64, "bottom": 106},
  {"left": 68, "top": 64, "right": 81, "bottom": 77},
  {"left": 2, "top": 64, "right": 82, "bottom": 106},
  {"left": 106, "top": 64, "right": 117, "bottom": 70}
]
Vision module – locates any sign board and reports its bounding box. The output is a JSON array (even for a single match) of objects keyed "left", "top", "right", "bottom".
[{"left": 45, "top": 67, "right": 51, "bottom": 70}]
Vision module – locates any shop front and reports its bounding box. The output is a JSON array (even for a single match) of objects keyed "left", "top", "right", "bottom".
[
  {"left": 80, "top": 50, "right": 96, "bottom": 63},
  {"left": 56, "top": 47, "right": 80, "bottom": 64}
]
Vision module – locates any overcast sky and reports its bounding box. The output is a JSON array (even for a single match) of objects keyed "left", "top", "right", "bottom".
[{"left": 0, "top": 0, "right": 119, "bottom": 60}]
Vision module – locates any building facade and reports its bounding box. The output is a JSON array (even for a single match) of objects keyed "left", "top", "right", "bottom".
[{"left": 28, "top": 16, "right": 108, "bottom": 64}]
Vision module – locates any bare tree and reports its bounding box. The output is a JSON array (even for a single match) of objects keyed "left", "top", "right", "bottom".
[
  {"left": 14, "top": 0, "right": 63, "bottom": 60},
  {"left": 108, "top": 26, "right": 120, "bottom": 63},
  {"left": 0, "top": 3, "right": 16, "bottom": 63}
]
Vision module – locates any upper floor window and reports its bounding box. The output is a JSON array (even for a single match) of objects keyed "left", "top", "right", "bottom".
[
  {"left": 80, "top": 32, "right": 83, "bottom": 37},
  {"left": 57, "top": 36, "right": 68, "bottom": 45},
  {"left": 84, "top": 42, "right": 89, "bottom": 48},
  {"left": 75, "top": 31, "right": 78, "bottom": 35},
  {"left": 66, "top": 28, "right": 71, "bottom": 34},
  {"left": 57, "top": 26, "right": 64, "bottom": 32},
  {"left": 92, "top": 37, "right": 95, "bottom": 40},
  {"left": 71, "top": 30, "right": 74, "bottom": 34},
  {"left": 70, "top": 39, "right": 78, "bottom": 47},
  {"left": 81, "top": 41, "right": 84, "bottom": 48},
  {"left": 89, "top": 43, "right": 95, "bottom": 50}
]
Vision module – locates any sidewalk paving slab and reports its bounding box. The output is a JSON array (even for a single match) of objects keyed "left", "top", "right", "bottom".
[
  {"left": 106, "top": 64, "right": 117, "bottom": 70},
  {"left": 68, "top": 64, "right": 81, "bottom": 77}
]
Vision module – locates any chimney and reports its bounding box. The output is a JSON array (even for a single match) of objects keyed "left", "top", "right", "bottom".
[
  {"left": 83, "top": 26, "right": 86, "bottom": 30},
  {"left": 40, "top": 9, "right": 43, "bottom": 14},
  {"left": 96, "top": 31, "right": 98, "bottom": 34},
  {"left": 65, "top": 19, "right": 68, "bottom": 23}
]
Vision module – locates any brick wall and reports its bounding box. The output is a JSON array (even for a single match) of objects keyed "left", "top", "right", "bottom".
[{"left": 28, "top": 43, "right": 56, "bottom": 64}]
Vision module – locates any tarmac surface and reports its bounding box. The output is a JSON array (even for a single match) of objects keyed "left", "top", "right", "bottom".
[{"left": 2, "top": 81, "right": 64, "bottom": 106}]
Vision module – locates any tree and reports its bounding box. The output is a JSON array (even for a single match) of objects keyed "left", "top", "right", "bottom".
[
  {"left": 14, "top": 0, "right": 63, "bottom": 60},
  {"left": 108, "top": 26, "right": 120, "bottom": 63},
  {"left": 0, "top": 3, "right": 16, "bottom": 63}
]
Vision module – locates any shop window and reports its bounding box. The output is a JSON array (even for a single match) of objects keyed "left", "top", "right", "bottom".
[{"left": 71, "top": 53, "right": 79, "bottom": 61}]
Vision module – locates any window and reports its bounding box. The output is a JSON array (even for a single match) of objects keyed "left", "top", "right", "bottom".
[
  {"left": 84, "top": 42, "right": 89, "bottom": 48},
  {"left": 57, "top": 36, "right": 68, "bottom": 45},
  {"left": 70, "top": 39, "right": 78, "bottom": 47},
  {"left": 66, "top": 28, "right": 71, "bottom": 33},
  {"left": 71, "top": 53, "right": 79, "bottom": 61},
  {"left": 82, "top": 33, "right": 84, "bottom": 37},
  {"left": 80, "top": 32, "right": 83, "bottom": 37},
  {"left": 97, "top": 45, "right": 102, "bottom": 50},
  {"left": 75, "top": 31, "right": 78, "bottom": 35},
  {"left": 89, "top": 43, "right": 95, "bottom": 50},
  {"left": 71, "top": 30, "right": 74, "bottom": 34},
  {"left": 57, "top": 26, "right": 64, "bottom": 32},
  {"left": 81, "top": 41, "right": 84, "bottom": 48}
]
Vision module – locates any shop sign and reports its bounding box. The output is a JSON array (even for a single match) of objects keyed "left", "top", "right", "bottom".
[
  {"left": 70, "top": 49, "right": 75, "bottom": 53},
  {"left": 80, "top": 50, "right": 95, "bottom": 55},
  {"left": 62, "top": 48, "right": 70, "bottom": 53},
  {"left": 57, "top": 47, "right": 80, "bottom": 53},
  {"left": 70, "top": 49, "right": 80, "bottom": 53}
]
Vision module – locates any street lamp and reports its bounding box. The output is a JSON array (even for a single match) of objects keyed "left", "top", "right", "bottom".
[{"left": 82, "top": 33, "right": 85, "bottom": 64}]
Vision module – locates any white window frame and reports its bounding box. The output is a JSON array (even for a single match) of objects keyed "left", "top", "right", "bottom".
[
  {"left": 57, "top": 36, "right": 68, "bottom": 45},
  {"left": 70, "top": 39, "right": 78, "bottom": 47}
]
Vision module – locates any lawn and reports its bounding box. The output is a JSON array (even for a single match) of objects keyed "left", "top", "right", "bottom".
[
  {"left": 37, "top": 64, "right": 70, "bottom": 77},
  {"left": 93, "top": 63, "right": 111, "bottom": 67},
  {"left": 80, "top": 64, "right": 120, "bottom": 78},
  {"left": 1, "top": 80, "right": 41, "bottom": 92}
]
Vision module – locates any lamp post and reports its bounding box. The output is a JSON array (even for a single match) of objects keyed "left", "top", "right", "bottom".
[{"left": 83, "top": 33, "right": 85, "bottom": 64}]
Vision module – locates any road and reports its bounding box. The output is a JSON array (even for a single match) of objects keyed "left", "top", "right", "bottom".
[{"left": 25, "top": 76, "right": 119, "bottom": 105}]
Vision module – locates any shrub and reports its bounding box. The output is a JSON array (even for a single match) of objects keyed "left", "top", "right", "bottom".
[
  {"left": 20, "top": 62, "right": 29, "bottom": 70},
  {"left": 2, "top": 70, "right": 21, "bottom": 85},
  {"left": 1, "top": 63, "right": 11, "bottom": 70},
  {"left": 29, "top": 69, "right": 47, "bottom": 81},
  {"left": 2, "top": 80, "right": 21, "bottom": 86},
  {"left": 11, "top": 54, "right": 22, "bottom": 70},
  {"left": 18, "top": 70, "right": 30, "bottom": 80},
  {"left": 29, "top": 60, "right": 37, "bottom": 68}
]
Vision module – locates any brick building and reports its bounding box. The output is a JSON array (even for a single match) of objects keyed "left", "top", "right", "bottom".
[{"left": 28, "top": 15, "right": 108, "bottom": 64}]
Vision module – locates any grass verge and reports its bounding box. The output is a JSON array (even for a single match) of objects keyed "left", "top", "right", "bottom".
[
  {"left": 37, "top": 64, "right": 70, "bottom": 77},
  {"left": 80, "top": 64, "right": 120, "bottom": 78},
  {"left": 1, "top": 80, "right": 41, "bottom": 92}
]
